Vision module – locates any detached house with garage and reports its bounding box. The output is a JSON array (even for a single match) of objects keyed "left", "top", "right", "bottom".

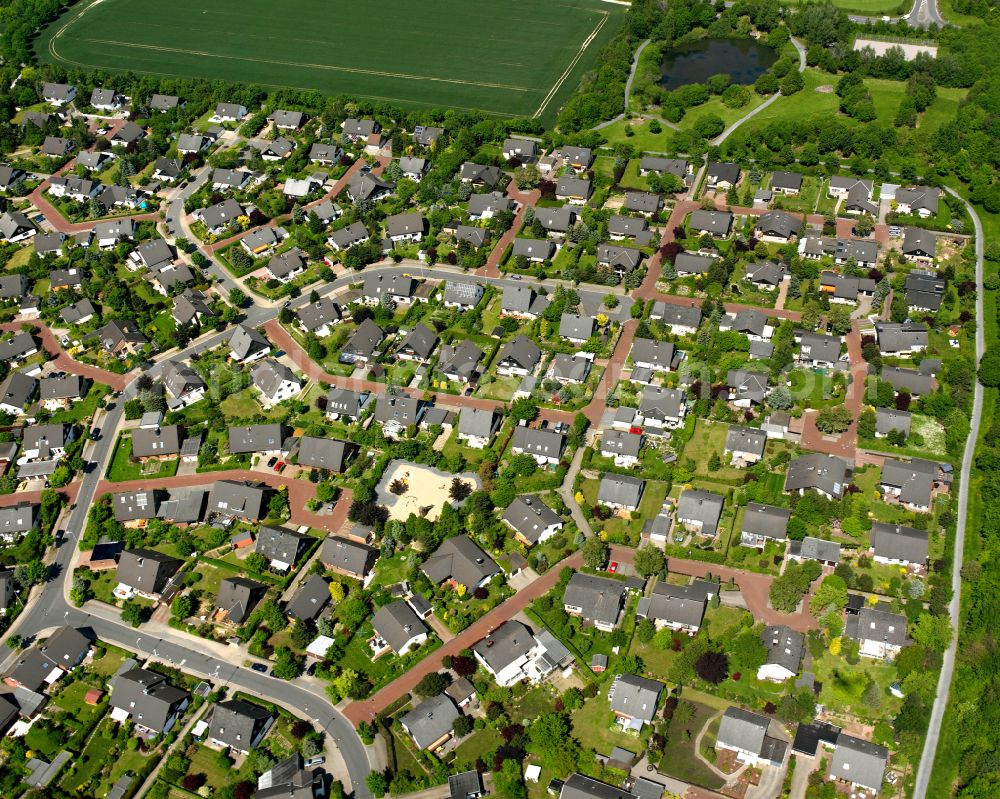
[
  {"left": 637, "top": 386, "right": 686, "bottom": 434},
  {"left": 706, "top": 162, "right": 741, "bottom": 190},
  {"left": 339, "top": 319, "right": 384, "bottom": 364},
  {"left": 422, "top": 536, "right": 501, "bottom": 591},
  {"left": 502, "top": 496, "right": 563, "bottom": 547},
  {"left": 758, "top": 625, "right": 804, "bottom": 682},
  {"left": 740, "top": 504, "right": 790, "bottom": 547},
  {"left": 228, "top": 324, "right": 270, "bottom": 363},
  {"left": 256, "top": 526, "right": 311, "bottom": 571},
  {"left": 472, "top": 619, "right": 572, "bottom": 687},
  {"left": 609, "top": 674, "right": 663, "bottom": 732},
  {"left": 208, "top": 699, "right": 273, "bottom": 754},
  {"left": 114, "top": 549, "right": 181, "bottom": 601},
  {"left": 598, "top": 474, "right": 645, "bottom": 512},
  {"left": 676, "top": 489, "right": 725, "bottom": 538},
  {"left": 869, "top": 522, "right": 928, "bottom": 568},
  {"left": 457, "top": 408, "right": 501, "bottom": 450},
  {"left": 321, "top": 536, "right": 378, "bottom": 585},
  {"left": 724, "top": 425, "right": 766, "bottom": 466},
  {"left": 501, "top": 285, "right": 549, "bottom": 318},
  {"left": 716, "top": 707, "right": 787, "bottom": 768},
  {"left": 109, "top": 668, "right": 190, "bottom": 735},
  {"left": 785, "top": 454, "right": 851, "bottom": 500},
  {"left": 511, "top": 426, "right": 565, "bottom": 466},
  {"left": 726, "top": 369, "right": 769, "bottom": 408},
  {"left": 902, "top": 227, "right": 936, "bottom": 263},
  {"left": 636, "top": 580, "right": 711, "bottom": 634},
  {"left": 563, "top": 573, "right": 627, "bottom": 631},
  {"left": 250, "top": 360, "right": 301, "bottom": 407},
  {"left": 370, "top": 600, "right": 429, "bottom": 657},
  {"left": 600, "top": 429, "right": 642, "bottom": 468},
  {"left": 880, "top": 458, "right": 936, "bottom": 512},
  {"left": 496, "top": 335, "right": 542, "bottom": 377},
  {"left": 846, "top": 605, "right": 908, "bottom": 660}
]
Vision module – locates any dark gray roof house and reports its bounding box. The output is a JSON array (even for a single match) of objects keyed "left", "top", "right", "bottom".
[
  {"left": 372, "top": 395, "right": 422, "bottom": 427},
  {"left": 727, "top": 368, "right": 769, "bottom": 405},
  {"left": 771, "top": 171, "right": 803, "bottom": 192},
  {"left": 876, "top": 322, "right": 928, "bottom": 355},
  {"left": 502, "top": 285, "right": 550, "bottom": 317},
  {"left": 640, "top": 156, "right": 688, "bottom": 177},
  {"left": 716, "top": 707, "right": 786, "bottom": 765},
  {"left": 511, "top": 239, "right": 556, "bottom": 262},
  {"left": 881, "top": 366, "right": 933, "bottom": 395},
  {"left": 401, "top": 693, "right": 461, "bottom": 750},
  {"left": 468, "top": 191, "right": 512, "bottom": 219},
  {"left": 131, "top": 424, "right": 182, "bottom": 459},
  {"left": 422, "top": 536, "right": 500, "bottom": 589},
  {"left": 707, "top": 162, "right": 741, "bottom": 188},
  {"left": 511, "top": 426, "right": 565, "bottom": 462},
  {"left": 598, "top": 474, "right": 645, "bottom": 510},
  {"left": 905, "top": 270, "right": 945, "bottom": 311},
  {"left": 725, "top": 425, "right": 766, "bottom": 458},
  {"left": 116, "top": 549, "right": 181, "bottom": 597},
  {"left": 564, "top": 573, "right": 628, "bottom": 630},
  {"left": 756, "top": 210, "right": 801, "bottom": 240},
  {"left": 327, "top": 222, "right": 369, "bottom": 250},
  {"left": 296, "top": 298, "right": 342, "bottom": 334},
  {"left": 902, "top": 227, "right": 936, "bottom": 259},
  {"left": 880, "top": 458, "right": 935, "bottom": 509},
  {"left": 497, "top": 335, "right": 542, "bottom": 373},
  {"left": 296, "top": 436, "right": 354, "bottom": 472},
  {"left": 798, "top": 331, "right": 843, "bottom": 366},
  {"left": 630, "top": 338, "right": 676, "bottom": 371},
  {"left": 637, "top": 581, "right": 708, "bottom": 631},
  {"left": 347, "top": 171, "right": 394, "bottom": 202},
  {"left": 534, "top": 206, "right": 575, "bottom": 233},
  {"left": 597, "top": 244, "right": 642, "bottom": 273},
  {"left": 558, "top": 773, "right": 634, "bottom": 799},
  {"left": 371, "top": 600, "right": 429, "bottom": 654},
  {"left": 502, "top": 496, "right": 563, "bottom": 546},
  {"left": 689, "top": 210, "right": 733, "bottom": 237},
  {"left": 741, "top": 503, "right": 790, "bottom": 543},
  {"left": 870, "top": 522, "right": 928, "bottom": 565},
  {"left": 228, "top": 424, "right": 288, "bottom": 455},
  {"left": 209, "top": 699, "right": 273, "bottom": 752},
  {"left": 790, "top": 536, "right": 841, "bottom": 564},
  {"left": 325, "top": 387, "right": 370, "bottom": 420},
  {"left": 257, "top": 526, "right": 311, "bottom": 570},
  {"left": 459, "top": 162, "right": 502, "bottom": 186},
  {"left": 0, "top": 372, "right": 37, "bottom": 413},
  {"left": 397, "top": 323, "right": 438, "bottom": 361},
  {"left": 442, "top": 281, "right": 485, "bottom": 308},
  {"left": 342, "top": 118, "right": 379, "bottom": 139},
  {"left": 113, "top": 490, "right": 159, "bottom": 523},
  {"left": 609, "top": 674, "right": 662, "bottom": 726},
  {"left": 413, "top": 125, "right": 444, "bottom": 147},
  {"left": 228, "top": 324, "right": 270, "bottom": 362},
  {"left": 759, "top": 625, "right": 805, "bottom": 680},
  {"left": 623, "top": 190, "right": 661, "bottom": 215},
  {"left": 438, "top": 339, "right": 485, "bottom": 382},
  {"left": 285, "top": 574, "right": 330, "bottom": 622},
  {"left": 785, "top": 454, "right": 850, "bottom": 499},
  {"left": 745, "top": 261, "right": 784, "bottom": 287},
  {"left": 340, "top": 318, "right": 384, "bottom": 362},
  {"left": 676, "top": 489, "right": 725, "bottom": 536},
  {"left": 829, "top": 734, "right": 889, "bottom": 791},
  {"left": 320, "top": 536, "right": 378, "bottom": 580},
  {"left": 876, "top": 408, "right": 911, "bottom": 437},
  {"left": 215, "top": 577, "right": 267, "bottom": 624},
  {"left": 108, "top": 668, "right": 190, "bottom": 734},
  {"left": 207, "top": 480, "right": 269, "bottom": 521}
]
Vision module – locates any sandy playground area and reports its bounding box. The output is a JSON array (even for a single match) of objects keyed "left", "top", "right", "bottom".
[{"left": 375, "top": 459, "right": 480, "bottom": 522}]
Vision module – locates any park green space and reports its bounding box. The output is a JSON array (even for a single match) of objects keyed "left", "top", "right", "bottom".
[{"left": 36, "top": 0, "right": 625, "bottom": 122}]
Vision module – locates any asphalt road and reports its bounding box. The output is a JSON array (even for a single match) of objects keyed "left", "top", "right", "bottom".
[{"left": 911, "top": 190, "right": 984, "bottom": 799}]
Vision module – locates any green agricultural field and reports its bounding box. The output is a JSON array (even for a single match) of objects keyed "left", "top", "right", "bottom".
[{"left": 37, "top": 0, "right": 625, "bottom": 122}]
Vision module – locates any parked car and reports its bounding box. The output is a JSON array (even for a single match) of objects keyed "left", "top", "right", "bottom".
[
  {"left": 607, "top": 562, "right": 618, "bottom": 574},
  {"left": 266, "top": 457, "right": 278, "bottom": 468},
  {"left": 250, "top": 663, "right": 268, "bottom": 673}
]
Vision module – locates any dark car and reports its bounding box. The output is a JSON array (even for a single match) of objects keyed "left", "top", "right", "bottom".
[{"left": 250, "top": 663, "right": 268, "bottom": 674}]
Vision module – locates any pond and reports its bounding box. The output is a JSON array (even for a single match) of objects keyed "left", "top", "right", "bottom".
[{"left": 660, "top": 37, "right": 778, "bottom": 91}]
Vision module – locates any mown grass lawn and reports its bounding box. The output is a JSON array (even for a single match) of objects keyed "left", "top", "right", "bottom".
[
  {"left": 106, "top": 434, "right": 179, "bottom": 482},
  {"left": 658, "top": 698, "right": 725, "bottom": 789},
  {"left": 49, "top": 382, "right": 111, "bottom": 424},
  {"left": 571, "top": 684, "right": 651, "bottom": 756}
]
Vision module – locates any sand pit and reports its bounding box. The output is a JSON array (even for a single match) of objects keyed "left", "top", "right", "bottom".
[{"left": 375, "top": 459, "right": 480, "bottom": 522}]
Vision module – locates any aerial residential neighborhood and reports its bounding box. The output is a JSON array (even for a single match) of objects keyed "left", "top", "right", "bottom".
[{"left": 0, "top": 1, "right": 992, "bottom": 799}]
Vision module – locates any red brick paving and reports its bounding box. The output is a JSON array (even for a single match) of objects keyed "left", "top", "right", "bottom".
[
  {"left": 476, "top": 183, "right": 541, "bottom": 278},
  {"left": 0, "top": 482, "right": 81, "bottom": 507},
  {"left": 0, "top": 321, "right": 133, "bottom": 391},
  {"left": 797, "top": 321, "right": 867, "bottom": 462},
  {"left": 342, "top": 550, "right": 584, "bottom": 725},
  {"left": 610, "top": 545, "right": 818, "bottom": 633}
]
